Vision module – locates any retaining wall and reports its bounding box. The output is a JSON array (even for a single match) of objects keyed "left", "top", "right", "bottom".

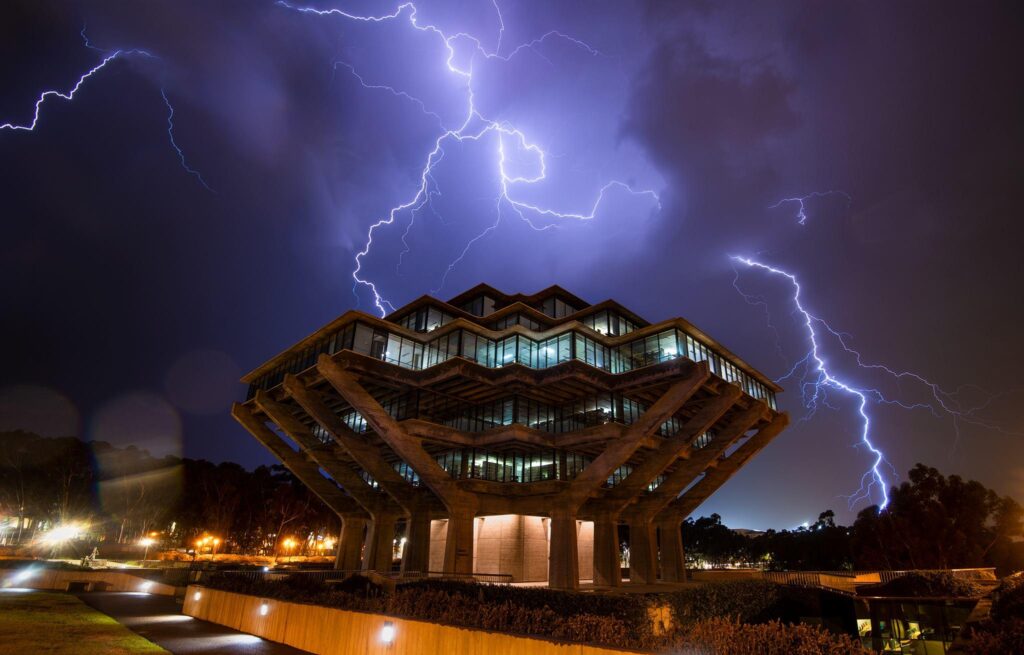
[
  {"left": 183, "top": 585, "right": 646, "bottom": 655},
  {"left": 1, "top": 568, "right": 176, "bottom": 595}
]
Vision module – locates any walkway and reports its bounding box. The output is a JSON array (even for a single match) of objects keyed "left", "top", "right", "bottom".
[{"left": 76, "top": 592, "right": 308, "bottom": 655}]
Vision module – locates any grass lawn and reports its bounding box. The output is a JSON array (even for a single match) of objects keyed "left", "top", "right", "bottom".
[{"left": 0, "top": 591, "right": 169, "bottom": 654}]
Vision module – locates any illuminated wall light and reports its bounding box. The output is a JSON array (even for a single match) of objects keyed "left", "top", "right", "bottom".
[
  {"left": 380, "top": 620, "right": 396, "bottom": 645},
  {"left": 140, "top": 581, "right": 153, "bottom": 592},
  {"left": 193, "top": 591, "right": 202, "bottom": 601},
  {"left": 260, "top": 602, "right": 270, "bottom": 616}
]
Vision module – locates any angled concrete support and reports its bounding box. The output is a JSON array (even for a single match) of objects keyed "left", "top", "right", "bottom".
[
  {"left": 662, "top": 413, "right": 790, "bottom": 520},
  {"left": 658, "top": 518, "right": 685, "bottom": 583},
  {"left": 337, "top": 517, "right": 366, "bottom": 570},
  {"left": 284, "top": 375, "right": 427, "bottom": 513},
  {"left": 563, "top": 365, "right": 709, "bottom": 509},
  {"left": 255, "top": 391, "right": 391, "bottom": 515},
  {"left": 631, "top": 402, "right": 768, "bottom": 520},
  {"left": 592, "top": 512, "right": 621, "bottom": 587},
  {"left": 599, "top": 386, "right": 742, "bottom": 511},
  {"left": 318, "top": 355, "right": 480, "bottom": 575},
  {"left": 548, "top": 511, "right": 580, "bottom": 591},
  {"left": 231, "top": 403, "right": 365, "bottom": 519},
  {"left": 544, "top": 367, "right": 707, "bottom": 589},
  {"left": 627, "top": 516, "right": 659, "bottom": 584}
]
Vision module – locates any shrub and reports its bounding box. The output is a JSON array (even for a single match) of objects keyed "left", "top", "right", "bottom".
[
  {"left": 964, "top": 618, "right": 1024, "bottom": 655},
  {"left": 201, "top": 575, "right": 819, "bottom": 651},
  {"left": 663, "top": 580, "right": 780, "bottom": 626},
  {"left": 991, "top": 574, "right": 1024, "bottom": 622},
  {"left": 675, "top": 617, "right": 868, "bottom": 655}
]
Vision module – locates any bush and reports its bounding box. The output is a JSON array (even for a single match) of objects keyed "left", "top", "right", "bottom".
[
  {"left": 675, "top": 617, "right": 867, "bottom": 655},
  {"left": 858, "top": 572, "right": 982, "bottom": 598},
  {"left": 991, "top": 574, "right": 1024, "bottom": 622},
  {"left": 964, "top": 618, "right": 1024, "bottom": 655},
  {"left": 202, "top": 575, "right": 814, "bottom": 651},
  {"left": 663, "top": 580, "right": 780, "bottom": 626}
]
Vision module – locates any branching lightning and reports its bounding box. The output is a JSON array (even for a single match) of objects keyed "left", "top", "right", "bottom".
[
  {"left": 281, "top": 0, "right": 660, "bottom": 315},
  {"left": 732, "top": 245, "right": 1021, "bottom": 509},
  {"left": 160, "top": 89, "right": 215, "bottom": 192},
  {"left": 730, "top": 255, "right": 895, "bottom": 508},
  {"left": 2, "top": 28, "right": 212, "bottom": 191},
  {"left": 770, "top": 190, "right": 851, "bottom": 225}
]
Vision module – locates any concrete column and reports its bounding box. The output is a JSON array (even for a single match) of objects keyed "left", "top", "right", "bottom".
[
  {"left": 628, "top": 517, "right": 658, "bottom": 585},
  {"left": 336, "top": 517, "right": 365, "bottom": 571},
  {"left": 592, "top": 513, "right": 621, "bottom": 587},
  {"left": 548, "top": 511, "right": 579, "bottom": 590},
  {"left": 658, "top": 518, "right": 685, "bottom": 583},
  {"left": 401, "top": 510, "right": 431, "bottom": 575},
  {"left": 363, "top": 513, "right": 399, "bottom": 573},
  {"left": 443, "top": 509, "right": 475, "bottom": 575}
]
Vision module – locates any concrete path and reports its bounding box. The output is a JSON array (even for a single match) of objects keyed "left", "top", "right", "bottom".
[{"left": 76, "top": 592, "right": 309, "bottom": 655}]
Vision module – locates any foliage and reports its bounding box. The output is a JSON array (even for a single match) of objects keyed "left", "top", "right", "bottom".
[
  {"left": 852, "top": 464, "right": 1024, "bottom": 574},
  {"left": 749, "top": 511, "right": 855, "bottom": 571},
  {"left": 0, "top": 432, "right": 338, "bottom": 552},
  {"left": 683, "top": 464, "right": 1023, "bottom": 575},
  {"left": 990, "top": 574, "right": 1024, "bottom": 622},
  {"left": 964, "top": 618, "right": 1024, "bottom": 655},
  {"left": 675, "top": 617, "right": 867, "bottom": 655},
  {"left": 663, "top": 580, "right": 780, "bottom": 626},
  {"left": 204, "top": 574, "right": 797, "bottom": 650},
  {"left": 858, "top": 571, "right": 983, "bottom": 598}
]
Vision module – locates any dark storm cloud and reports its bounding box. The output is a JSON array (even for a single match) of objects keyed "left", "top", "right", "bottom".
[{"left": 1, "top": 0, "right": 1021, "bottom": 529}]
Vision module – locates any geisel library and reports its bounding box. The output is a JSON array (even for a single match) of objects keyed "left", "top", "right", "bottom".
[{"left": 232, "top": 285, "right": 789, "bottom": 590}]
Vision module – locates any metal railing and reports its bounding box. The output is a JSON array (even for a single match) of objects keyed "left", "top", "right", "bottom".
[{"left": 194, "top": 568, "right": 513, "bottom": 585}]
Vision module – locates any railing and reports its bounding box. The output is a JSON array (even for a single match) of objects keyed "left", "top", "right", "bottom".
[
  {"left": 760, "top": 567, "right": 998, "bottom": 596},
  {"left": 195, "top": 568, "right": 513, "bottom": 585},
  {"left": 877, "top": 568, "right": 997, "bottom": 583}
]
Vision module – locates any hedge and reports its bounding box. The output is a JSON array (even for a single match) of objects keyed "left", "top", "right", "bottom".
[{"left": 203, "top": 574, "right": 860, "bottom": 652}]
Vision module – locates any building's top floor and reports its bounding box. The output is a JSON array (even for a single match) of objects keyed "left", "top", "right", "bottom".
[
  {"left": 241, "top": 284, "right": 783, "bottom": 407},
  {"left": 387, "top": 284, "right": 648, "bottom": 336}
]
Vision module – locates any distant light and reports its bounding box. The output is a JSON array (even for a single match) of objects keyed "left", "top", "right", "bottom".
[
  {"left": 380, "top": 620, "right": 396, "bottom": 644},
  {"left": 262, "top": 566, "right": 270, "bottom": 572},
  {"left": 42, "top": 523, "right": 84, "bottom": 545},
  {"left": 139, "top": 537, "right": 155, "bottom": 547},
  {"left": 260, "top": 603, "right": 269, "bottom": 616},
  {"left": 193, "top": 591, "right": 201, "bottom": 601}
]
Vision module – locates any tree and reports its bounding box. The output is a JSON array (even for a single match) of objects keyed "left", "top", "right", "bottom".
[{"left": 852, "top": 463, "right": 1024, "bottom": 574}]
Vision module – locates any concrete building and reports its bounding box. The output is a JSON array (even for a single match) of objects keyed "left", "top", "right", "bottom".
[{"left": 232, "top": 284, "right": 788, "bottom": 589}]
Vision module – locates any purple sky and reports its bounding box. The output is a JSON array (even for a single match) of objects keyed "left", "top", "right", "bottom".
[{"left": 2, "top": 0, "right": 1022, "bottom": 529}]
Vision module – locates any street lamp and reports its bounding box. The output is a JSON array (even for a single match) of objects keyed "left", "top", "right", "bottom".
[
  {"left": 281, "top": 537, "right": 297, "bottom": 563},
  {"left": 139, "top": 537, "right": 155, "bottom": 562}
]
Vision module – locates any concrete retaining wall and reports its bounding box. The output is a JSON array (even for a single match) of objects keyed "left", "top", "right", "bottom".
[
  {"left": 184, "top": 585, "right": 645, "bottom": 655},
  {"left": 1, "top": 568, "right": 176, "bottom": 595}
]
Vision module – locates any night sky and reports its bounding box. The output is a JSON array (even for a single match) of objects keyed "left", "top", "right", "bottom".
[{"left": 2, "top": 1, "right": 1022, "bottom": 530}]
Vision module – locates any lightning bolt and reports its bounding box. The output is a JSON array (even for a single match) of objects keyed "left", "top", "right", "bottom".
[
  {"left": 731, "top": 252, "right": 1021, "bottom": 509},
  {"left": 1, "top": 50, "right": 126, "bottom": 132},
  {"left": 769, "top": 190, "right": 851, "bottom": 225},
  {"left": 280, "top": 0, "right": 660, "bottom": 315},
  {"left": 3, "top": 28, "right": 213, "bottom": 191},
  {"left": 160, "top": 89, "right": 215, "bottom": 192}
]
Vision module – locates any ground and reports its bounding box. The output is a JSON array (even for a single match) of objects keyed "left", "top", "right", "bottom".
[{"left": 0, "top": 590, "right": 168, "bottom": 655}]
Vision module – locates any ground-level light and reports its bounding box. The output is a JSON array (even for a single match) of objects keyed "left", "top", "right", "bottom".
[{"left": 380, "top": 620, "right": 396, "bottom": 644}]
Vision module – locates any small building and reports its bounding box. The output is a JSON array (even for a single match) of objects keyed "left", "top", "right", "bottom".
[{"left": 233, "top": 284, "right": 787, "bottom": 589}]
